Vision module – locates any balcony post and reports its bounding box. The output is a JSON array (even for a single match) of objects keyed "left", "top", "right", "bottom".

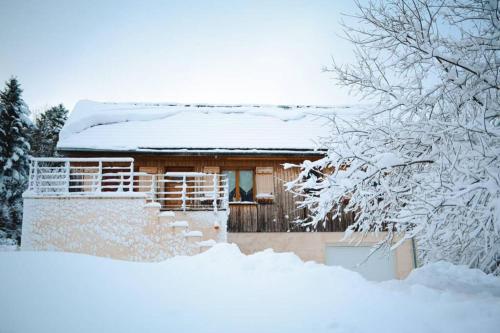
[
  {"left": 224, "top": 177, "right": 229, "bottom": 210},
  {"left": 212, "top": 173, "right": 218, "bottom": 212},
  {"left": 118, "top": 175, "right": 124, "bottom": 192},
  {"left": 129, "top": 161, "right": 134, "bottom": 192},
  {"left": 33, "top": 160, "right": 39, "bottom": 194},
  {"left": 181, "top": 175, "right": 187, "bottom": 211},
  {"left": 96, "top": 161, "right": 102, "bottom": 192},
  {"left": 65, "top": 161, "right": 70, "bottom": 193},
  {"left": 28, "top": 160, "right": 34, "bottom": 191},
  {"left": 151, "top": 174, "right": 157, "bottom": 202}
]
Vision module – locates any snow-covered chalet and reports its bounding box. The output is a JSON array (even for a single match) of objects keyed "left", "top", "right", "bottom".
[{"left": 21, "top": 100, "right": 415, "bottom": 281}]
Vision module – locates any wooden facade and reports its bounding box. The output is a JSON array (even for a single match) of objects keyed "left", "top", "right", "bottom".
[{"left": 64, "top": 152, "right": 354, "bottom": 232}]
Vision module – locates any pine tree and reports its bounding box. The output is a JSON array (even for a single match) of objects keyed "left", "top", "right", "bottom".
[
  {"left": 30, "top": 104, "right": 68, "bottom": 157},
  {"left": 0, "top": 78, "right": 32, "bottom": 242}
]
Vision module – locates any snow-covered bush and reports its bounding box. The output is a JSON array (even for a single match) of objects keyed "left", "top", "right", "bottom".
[{"left": 287, "top": 0, "right": 500, "bottom": 274}]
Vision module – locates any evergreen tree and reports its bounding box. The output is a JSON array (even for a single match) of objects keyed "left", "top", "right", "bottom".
[
  {"left": 0, "top": 77, "right": 32, "bottom": 242},
  {"left": 30, "top": 104, "right": 68, "bottom": 157}
]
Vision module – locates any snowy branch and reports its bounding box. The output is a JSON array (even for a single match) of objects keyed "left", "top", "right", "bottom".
[{"left": 289, "top": 0, "right": 500, "bottom": 274}]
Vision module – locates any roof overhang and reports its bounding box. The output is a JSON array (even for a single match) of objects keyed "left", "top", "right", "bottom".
[{"left": 57, "top": 147, "right": 327, "bottom": 157}]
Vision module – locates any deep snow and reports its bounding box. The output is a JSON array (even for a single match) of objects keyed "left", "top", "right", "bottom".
[{"left": 0, "top": 244, "right": 499, "bottom": 333}]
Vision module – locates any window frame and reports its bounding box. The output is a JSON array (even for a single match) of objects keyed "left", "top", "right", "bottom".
[{"left": 221, "top": 167, "right": 256, "bottom": 203}]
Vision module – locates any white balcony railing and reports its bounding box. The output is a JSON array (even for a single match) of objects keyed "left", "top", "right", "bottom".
[
  {"left": 136, "top": 172, "right": 229, "bottom": 211},
  {"left": 27, "top": 158, "right": 229, "bottom": 211}
]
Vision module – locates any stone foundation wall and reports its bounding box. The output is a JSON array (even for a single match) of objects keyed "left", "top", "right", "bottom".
[{"left": 21, "top": 194, "right": 227, "bottom": 261}]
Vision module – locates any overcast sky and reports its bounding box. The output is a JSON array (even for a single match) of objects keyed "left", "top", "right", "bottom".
[{"left": 0, "top": 0, "right": 359, "bottom": 112}]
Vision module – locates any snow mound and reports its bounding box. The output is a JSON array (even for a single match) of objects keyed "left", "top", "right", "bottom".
[
  {"left": 0, "top": 244, "right": 499, "bottom": 333},
  {"left": 406, "top": 261, "right": 500, "bottom": 297},
  {"left": 169, "top": 221, "right": 188, "bottom": 228},
  {"left": 197, "top": 239, "right": 217, "bottom": 247},
  {"left": 183, "top": 230, "right": 202, "bottom": 237},
  {"left": 0, "top": 236, "right": 18, "bottom": 252},
  {"left": 158, "top": 210, "right": 175, "bottom": 217},
  {"left": 0, "top": 244, "right": 18, "bottom": 252}
]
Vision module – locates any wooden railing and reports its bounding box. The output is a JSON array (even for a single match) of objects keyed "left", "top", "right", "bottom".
[{"left": 27, "top": 158, "right": 229, "bottom": 211}]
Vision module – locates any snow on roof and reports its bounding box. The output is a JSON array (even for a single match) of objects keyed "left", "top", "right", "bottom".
[{"left": 58, "top": 100, "right": 366, "bottom": 154}]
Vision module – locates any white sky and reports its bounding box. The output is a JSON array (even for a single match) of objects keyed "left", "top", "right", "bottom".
[{"left": 0, "top": 0, "right": 360, "bottom": 112}]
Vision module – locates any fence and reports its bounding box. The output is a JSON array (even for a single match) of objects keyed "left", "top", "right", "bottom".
[{"left": 27, "top": 158, "right": 229, "bottom": 211}]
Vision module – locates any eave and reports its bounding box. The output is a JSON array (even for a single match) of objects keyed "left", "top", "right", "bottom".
[{"left": 57, "top": 146, "right": 327, "bottom": 157}]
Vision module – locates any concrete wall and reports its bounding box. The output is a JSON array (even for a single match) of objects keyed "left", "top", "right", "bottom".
[
  {"left": 21, "top": 194, "right": 227, "bottom": 261},
  {"left": 228, "top": 232, "right": 415, "bottom": 279}
]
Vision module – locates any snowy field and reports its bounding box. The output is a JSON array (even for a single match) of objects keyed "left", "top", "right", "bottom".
[{"left": 1, "top": 244, "right": 499, "bottom": 333}]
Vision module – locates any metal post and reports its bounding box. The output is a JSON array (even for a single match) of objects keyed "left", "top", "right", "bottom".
[
  {"left": 151, "top": 174, "right": 157, "bottom": 201},
  {"left": 224, "top": 177, "right": 229, "bottom": 210},
  {"left": 28, "top": 160, "right": 33, "bottom": 191},
  {"left": 181, "top": 175, "right": 187, "bottom": 211},
  {"left": 33, "top": 160, "right": 39, "bottom": 194},
  {"left": 65, "top": 161, "right": 70, "bottom": 193},
  {"left": 97, "top": 161, "right": 102, "bottom": 192},
  {"left": 129, "top": 161, "right": 134, "bottom": 192},
  {"left": 212, "top": 173, "right": 218, "bottom": 213},
  {"left": 118, "top": 175, "right": 124, "bottom": 192}
]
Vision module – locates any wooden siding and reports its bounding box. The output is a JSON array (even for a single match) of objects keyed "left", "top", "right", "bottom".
[{"left": 64, "top": 152, "right": 354, "bottom": 232}]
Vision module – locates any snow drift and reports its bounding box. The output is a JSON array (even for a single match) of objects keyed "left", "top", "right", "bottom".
[{"left": 0, "top": 244, "right": 499, "bottom": 333}]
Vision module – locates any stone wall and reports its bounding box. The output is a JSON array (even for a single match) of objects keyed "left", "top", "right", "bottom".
[{"left": 21, "top": 193, "right": 227, "bottom": 261}]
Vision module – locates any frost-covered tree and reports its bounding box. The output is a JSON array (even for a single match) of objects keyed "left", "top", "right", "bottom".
[
  {"left": 30, "top": 104, "right": 68, "bottom": 157},
  {"left": 287, "top": 0, "right": 500, "bottom": 274},
  {"left": 0, "top": 78, "right": 32, "bottom": 241}
]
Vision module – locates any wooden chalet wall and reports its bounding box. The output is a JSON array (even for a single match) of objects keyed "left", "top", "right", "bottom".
[{"left": 64, "top": 152, "right": 354, "bottom": 232}]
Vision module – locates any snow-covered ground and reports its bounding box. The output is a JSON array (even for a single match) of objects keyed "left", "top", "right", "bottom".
[{"left": 0, "top": 244, "right": 499, "bottom": 333}]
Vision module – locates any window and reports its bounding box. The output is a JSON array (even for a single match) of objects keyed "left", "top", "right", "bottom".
[{"left": 221, "top": 169, "right": 254, "bottom": 202}]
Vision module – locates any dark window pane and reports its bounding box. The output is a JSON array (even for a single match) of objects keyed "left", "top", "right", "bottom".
[
  {"left": 239, "top": 170, "right": 253, "bottom": 202},
  {"left": 222, "top": 170, "right": 236, "bottom": 202}
]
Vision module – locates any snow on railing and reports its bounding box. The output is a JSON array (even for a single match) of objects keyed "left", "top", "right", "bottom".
[
  {"left": 28, "top": 157, "right": 135, "bottom": 194},
  {"left": 27, "top": 158, "right": 229, "bottom": 211},
  {"left": 136, "top": 172, "right": 229, "bottom": 211}
]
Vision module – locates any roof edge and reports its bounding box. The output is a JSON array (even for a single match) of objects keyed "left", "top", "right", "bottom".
[{"left": 57, "top": 147, "right": 326, "bottom": 157}]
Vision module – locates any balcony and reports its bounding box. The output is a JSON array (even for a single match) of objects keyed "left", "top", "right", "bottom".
[{"left": 27, "top": 157, "right": 229, "bottom": 212}]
